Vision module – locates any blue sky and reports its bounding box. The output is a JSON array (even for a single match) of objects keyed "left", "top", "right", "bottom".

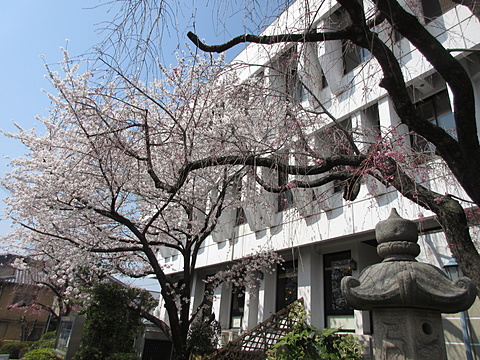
[
  {"left": 0, "top": 1, "right": 108, "bottom": 234},
  {"left": 0, "top": 0, "right": 274, "bottom": 290},
  {"left": 0, "top": 1, "right": 252, "bottom": 230}
]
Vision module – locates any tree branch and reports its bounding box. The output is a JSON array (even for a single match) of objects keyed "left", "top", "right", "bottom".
[{"left": 187, "top": 29, "right": 353, "bottom": 53}]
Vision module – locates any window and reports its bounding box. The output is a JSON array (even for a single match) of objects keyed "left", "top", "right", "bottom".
[
  {"left": 330, "top": 118, "right": 353, "bottom": 193},
  {"left": 235, "top": 207, "right": 247, "bottom": 226},
  {"left": 27, "top": 326, "right": 44, "bottom": 341},
  {"left": 330, "top": 118, "right": 353, "bottom": 155},
  {"left": 362, "top": 103, "right": 381, "bottom": 145},
  {"left": 278, "top": 48, "right": 306, "bottom": 103},
  {"left": 321, "top": 71, "right": 329, "bottom": 89},
  {"left": 411, "top": 89, "right": 455, "bottom": 155},
  {"left": 421, "top": 0, "right": 456, "bottom": 22},
  {"left": 324, "top": 251, "right": 354, "bottom": 330},
  {"left": 287, "top": 69, "right": 307, "bottom": 103},
  {"left": 277, "top": 161, "right": 294, "bottom": 212},
  {"left": 11, "top": 293, "right": 36, "bottom": 306},
  {"left": 343, "top": 40, "right": 371, "bottom": 74},
  {"left": 276, "top": 260, "right": 298, "bottom": 312},
  {"left": 203, "top": 276, "right": 215, "bottom": 318},
  {"left": 234, "top": 178, "right": 247, "bottom": 226},
  {"left": 313, "top": 118, "right": 354, "bottom": 194},
  {"left": 56, "top": 318, "right": 75, "bottom": 352},
  {"left": 230, "top": 286, "right": 245, "bottom": 328}
]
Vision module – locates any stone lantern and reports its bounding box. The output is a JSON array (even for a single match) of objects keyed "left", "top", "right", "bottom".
[{"left": 341, "top": 209, "right": 476, "bottom": 359}]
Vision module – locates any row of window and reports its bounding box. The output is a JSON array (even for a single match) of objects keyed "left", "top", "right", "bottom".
[
  {"left": 216, "top": 250, "right": 355, "bottom": 330},
  {"left": 205, "top": 1, "right": 459, "bottom": 239},
  {"left": 231, "top": 88, "right": 454, "bottom": 223},
  {"left": 273, "top": 0, "right": 457, "bottom": 103}
]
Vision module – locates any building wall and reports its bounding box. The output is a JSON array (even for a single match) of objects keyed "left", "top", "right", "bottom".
[
  {"left": 0, "top": 282, "right": 54, "bottom": 341},
  {"left": 157, "top": 1, "right": 480, "bottom": 358}
]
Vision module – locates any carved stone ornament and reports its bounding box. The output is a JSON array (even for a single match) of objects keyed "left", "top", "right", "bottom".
[
  {"left": 341, "top": 208, "right": 476, "bottom": 360},
  {"left": 341, "top": 208, "right": 476, "bottom": 312}
]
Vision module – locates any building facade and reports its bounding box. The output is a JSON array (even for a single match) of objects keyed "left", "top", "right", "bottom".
[
  {"left": 158, "top": 0, "right": 480, "bottom": 358},
  {"left": 0, "top": 255, "right": 55, "bottom": 341}
]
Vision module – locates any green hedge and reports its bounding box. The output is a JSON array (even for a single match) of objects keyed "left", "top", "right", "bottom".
[
  {"left": 23, "top": 347, "right": 57, "bottom": 360},
  {"left": 106, "top": 353, "right": 138, "bottom": 360},
  {"left": 0, "top": 341, "right": 33, "bottom": 359},
  {"left": 28, "top": 331, "right": 56, "bottom": 350},
  {"left": 18, "top": 331, "right": 57, "bottom": 358}
]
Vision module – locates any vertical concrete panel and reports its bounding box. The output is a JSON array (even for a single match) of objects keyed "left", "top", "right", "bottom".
[
  {"left": 258, "top": 270, "right": 276, "bottom": 322},
  {"left": 244, "top": 285, "right": 259, "bottom": 330},
  {"left": 298, "top": 246, "right": 323, "bottom": 328}
]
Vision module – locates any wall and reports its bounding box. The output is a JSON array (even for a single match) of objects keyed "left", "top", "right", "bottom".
[{"left": 0, "top": 282, "right": 54, "bottom": 341}]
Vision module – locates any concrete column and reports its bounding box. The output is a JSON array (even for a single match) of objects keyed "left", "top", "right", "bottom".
[
  {"left": 258, "top": 269, "right": 276, "bottom": 322},
  {"left": 244, "top": 284, "right": 259, "bottom": 330},
  {"left": 190, "top": 272, "right": 202, "bottom": 314},
  {"left": 211, "top": 283, "right": 223, "bottom": 325},
  {"left": 298, "top": 247, "right": 323, "bottom": 328},
  {"left": 317, "top": 16, "right": 344, "bottom": 95},
  {"left": 377, "top": 96, "right": 409, "bottom": 146}
]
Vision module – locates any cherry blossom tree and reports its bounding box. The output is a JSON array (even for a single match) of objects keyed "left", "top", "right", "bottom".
[
  {"left": 4, "top": 0, "right": 480, "bottom": 358},
  {"left": 2, "top": 51, "right": 289, "bottom": 359},
  {"left": 92, "top": 0, "right": 480, "bottom": 297}
]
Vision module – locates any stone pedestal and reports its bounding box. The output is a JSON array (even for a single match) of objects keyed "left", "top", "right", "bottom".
[
  {"left": 373, "top": 308, "right": 446, "bottom": 360},
  {"left": 341, "top": 209, "right": 476, "bottom": 360}
]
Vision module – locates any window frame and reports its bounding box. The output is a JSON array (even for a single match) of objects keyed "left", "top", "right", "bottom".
[
  {"left": 324, "top": 251, "right": 354, "bottom": 322},
  {"left": 276, "top": 260, "right": 298, "bottom": 312},
  {"left": 421, "top": 0, "right": 456, "bottom": 23},
  {"left": 229, "top": 285, "right": 245, "bottom": 329},
  {"left": 411, "top": 89, "right": 455, "bottom": 156}
]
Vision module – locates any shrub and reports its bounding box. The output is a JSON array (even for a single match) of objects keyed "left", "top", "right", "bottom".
[
  {"left": 106, "top": 353, "right": 138, "bottom": 360},
  {"left": 73, "top": 345, "right": 103, "bottom": 360},
  {"left": 29, "top": 331, "right": 57, "bottom": 350},
  {"left": 19, "top": 346, "right": 31, "bottom": 359},
  {"left": 74, "top": 282, "right": 154, "bottom": 360},
  {"left": 0, "top": 341, "right": 32, "bottom": 359},
  {"left": 20, "top": 331, "right": 57, "bottom": 358},
  {"left": 267, "top": 303, "right": 365, "bottom": 360},
  {"left": 75, "top": 349, "right": 137, "bottom": 360},
  {"left": 23, "top": 347, "right": 57, "bottom": 360},
  {"left": 40, "top": 331, "right": 56, "bottom": 341},
  {"left": 186, "top": 317, "right": 221, "bottom": 356}
]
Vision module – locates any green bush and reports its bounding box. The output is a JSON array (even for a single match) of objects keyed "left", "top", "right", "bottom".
[
  {"left": 186, "top": 318, "right": 221, "bottom": 356},
  {"left": 20, "top": 331, "right": 57, "bottom": 358},
  {"left": 29, "top": 331, "right": 57, "bottom": 350},
  {"left": 74, "top": 349, "right": 137, "bottom": 360},
  {"left": 0, "top": 341, "right": 32, "bottom": 359},
  {"left": 74, "top": 282, "right": 154, "bottom": 360},
  {"left": 19, "top": 346, "right": 31, "bottom": 359},
  {"left": 73, "top": 345, "right": 103, "bottom": 360},
  {"left": 40, "top": 331, "right": 56, "bottom": 341},
  {"left": 106, "top": 352, "right": 138, "bottom": 360},
  {"left": 267, "top": 303, "right": 365, "bottom": 360},
  {"left": 23, "top": 347, "right": 57, "bottom": 360}
]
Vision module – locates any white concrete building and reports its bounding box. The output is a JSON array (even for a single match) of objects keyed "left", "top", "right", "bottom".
[{"left": 158, "top": 0, "right": 480, "bottom": 358}]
